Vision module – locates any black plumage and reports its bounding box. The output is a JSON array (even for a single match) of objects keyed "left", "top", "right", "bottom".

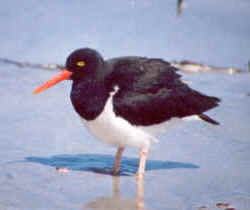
[
  {"left": 34, "top": 48, "right": 221, "bottom": 176},
  {"left": 68, "top": 48, "right": 220, "bottom": 126}
]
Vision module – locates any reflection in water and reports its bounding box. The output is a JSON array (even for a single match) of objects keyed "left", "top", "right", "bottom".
[
  {"left": 25, "top": 154, "right": 198, "bottom": 209},
  {"left": 177, "top": 0, "right": 184, "bottom": 16},
  {"left": 136, "top": 177, "right": 144, "bottom": 210},
  {"left": 84, "top": 176, "right": 145, "bottom": 210}
]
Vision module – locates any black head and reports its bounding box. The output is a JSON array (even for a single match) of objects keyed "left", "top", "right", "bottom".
[
  {"left": 66, "top": 48, "right": 104, "bottom": 80},
  {"left": 33, "top": 48, "right": 105, "bottom": 94}
]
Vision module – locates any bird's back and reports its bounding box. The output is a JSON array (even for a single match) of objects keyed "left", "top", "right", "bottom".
[{"left": 105, "top": 57, "right": 220, "bottom": 126}]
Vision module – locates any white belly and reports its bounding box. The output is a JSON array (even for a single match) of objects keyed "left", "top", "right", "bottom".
[
  {"left": 82, "top": 89, "right": 157, "bottom": 149},
  {"left": 80, "top": 88, "right": 199, "bottom": 149}
]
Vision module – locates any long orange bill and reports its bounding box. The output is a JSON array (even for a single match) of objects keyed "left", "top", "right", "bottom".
[{"left": 33, "top": 69, "right": 73, "bottom": 94}]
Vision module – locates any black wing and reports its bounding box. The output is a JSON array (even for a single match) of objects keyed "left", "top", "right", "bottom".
[{"left": 105, "top": 57, "right": 220, "bottom": 126}]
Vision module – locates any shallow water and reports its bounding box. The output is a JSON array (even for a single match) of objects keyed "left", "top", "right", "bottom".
[{"left": 1, "top": 1, "right": 250, "bottom": 209}]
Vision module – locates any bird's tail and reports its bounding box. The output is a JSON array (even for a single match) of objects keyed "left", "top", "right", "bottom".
[{"left": 198, "top": 114, "right": 220, "bottom": 125}]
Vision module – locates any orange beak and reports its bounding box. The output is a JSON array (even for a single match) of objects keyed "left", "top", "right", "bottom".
[{"left": 33, "top": 69, "right": 73, "bottom": 94}]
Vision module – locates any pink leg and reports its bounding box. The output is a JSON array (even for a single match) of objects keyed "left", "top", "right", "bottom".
[
  {"left": 136, "top": 148, "right": 148, "bottom": 178},
  {"left": 112, "top": 147, "right": 124, "bottom": 175}
]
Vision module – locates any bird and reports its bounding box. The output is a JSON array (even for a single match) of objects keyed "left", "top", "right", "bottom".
[{"left": 34, "top": 48, "right": 220, "bottom": 177}]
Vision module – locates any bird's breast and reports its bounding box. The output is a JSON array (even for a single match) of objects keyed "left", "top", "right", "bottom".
[
  {"left": 82, "top": 87, "right": 157, "bottom": 149},
  {"left": 70, "top": 81, "right": 109, "bottom": 121}
]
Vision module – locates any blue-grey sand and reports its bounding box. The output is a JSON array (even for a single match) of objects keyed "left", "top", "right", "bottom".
[{"left": 1, "top": 1, "right": 249, "bottom": 209}]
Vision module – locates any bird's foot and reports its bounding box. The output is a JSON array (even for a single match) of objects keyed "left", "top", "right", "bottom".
[
  {"left": 111, "top": 168, "right": 120, "bottom": 176},
  {"left": 56, "top": 167, "right": 69, "bottom": 174},
  {"left": 136, "top": 172, "right": 144, "bottom": 179}
]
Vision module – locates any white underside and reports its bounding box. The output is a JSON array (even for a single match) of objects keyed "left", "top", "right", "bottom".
[{"left": 81, "top": 87, "right": 199, "bottom": 149}]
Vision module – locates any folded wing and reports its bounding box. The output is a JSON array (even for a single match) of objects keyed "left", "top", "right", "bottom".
[{"left": 106, "top": 57, "right": 220, "bottom": 126}]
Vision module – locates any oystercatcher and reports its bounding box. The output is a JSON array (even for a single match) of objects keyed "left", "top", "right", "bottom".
[{"left": 34, "top": 48, "right": 220, "bottom": 177}]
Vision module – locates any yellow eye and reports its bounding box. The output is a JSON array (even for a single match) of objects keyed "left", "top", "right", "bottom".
[{"left": 76, "top": 61, "right": 86, "bottom": 67}]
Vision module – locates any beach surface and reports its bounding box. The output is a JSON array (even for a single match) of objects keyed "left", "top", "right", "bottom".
[{"left": 1, "top": 1, "right": 250, "bottom": 209}]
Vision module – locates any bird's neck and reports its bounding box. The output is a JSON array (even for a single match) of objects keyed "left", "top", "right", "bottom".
[{"left": 70, "top": 79, "right": 110, "bottom": 121}]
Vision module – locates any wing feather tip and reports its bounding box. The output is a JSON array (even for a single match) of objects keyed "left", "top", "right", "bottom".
[{"left": 198, "top": 114, "right": 220, "bottom": 125}]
